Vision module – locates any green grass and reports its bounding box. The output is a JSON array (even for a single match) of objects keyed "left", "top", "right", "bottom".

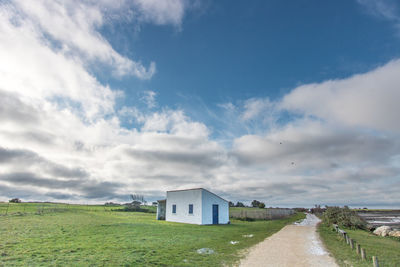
[
  {"left": 318, "top": 223, "right": 400, "bottom": 267},
  {"left": 0, "top": 203, "right": 305, "bottom": 266}
]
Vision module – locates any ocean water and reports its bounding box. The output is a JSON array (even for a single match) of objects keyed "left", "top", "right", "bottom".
[{"left": 357, "top": 211, "right": 400, "bottom": 229}]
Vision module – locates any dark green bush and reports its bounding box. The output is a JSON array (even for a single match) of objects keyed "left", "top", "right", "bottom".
[{"left": 322, "top": 206, "right": 366, "bottom": 229}]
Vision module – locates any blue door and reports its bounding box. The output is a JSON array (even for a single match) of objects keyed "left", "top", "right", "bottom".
[{"left": 212, "top": 204, "right": 219, "bottom": 224}]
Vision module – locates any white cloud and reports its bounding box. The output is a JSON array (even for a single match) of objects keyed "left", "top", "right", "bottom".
[
  {"left": 241, "top": 98, "right": 274, "bottom": 121},
  {"left": 281, "top": 59, "right": 400, "bottom": 132},
  {"left": 0, "top": 6, "right": 116, "bottom": 119},
  {"left": 132, "top": 0, "right": 187, "bottom": 26},
  {"left": 357, "top": 0, "right": 399, "bottom": 21},
  {"left": 0, "top": 0, "right": 213, "bottom": 203},
  {"left": 11, "top": 0, "right": 156, "bottom": 79},
  {"left": 141, "top": 90, "right": 157, "bottom": 108},
  {"left": 357, "top": 0, "right": 400, "bottom": 34},
  {"left": 1, "top": 0, "right": 399, "bottom": 207}
]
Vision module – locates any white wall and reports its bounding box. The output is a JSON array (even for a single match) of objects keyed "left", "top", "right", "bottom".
[
  {"left": 201, "top": 190, "right": 229, "bottom": 224},
  {"left": 166, "top": 189, "right": 202, "bottom": 224}
]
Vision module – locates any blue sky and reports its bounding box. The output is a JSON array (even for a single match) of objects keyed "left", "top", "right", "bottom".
[
  {"left": 105, "top": 0, "right": 400, "bottom": 137},
  {"left": 108, "top": 1, "right": 398, "bottom": 103},
  {"left": 1, "top": 0, "right": 400, "bottom": 207}
]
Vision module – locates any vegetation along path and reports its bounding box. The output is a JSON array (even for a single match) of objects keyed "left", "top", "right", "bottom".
[{"left": 239, "top": 213, "right": 338, "bottom": 267}]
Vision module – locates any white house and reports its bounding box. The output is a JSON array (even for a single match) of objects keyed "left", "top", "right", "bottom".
[{"left": 156, "top": 188, "right": 229, "bottom": 225}]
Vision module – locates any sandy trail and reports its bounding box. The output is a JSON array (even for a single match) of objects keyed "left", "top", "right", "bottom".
[{"left": 239, "top": 214, "right": 338, "bottom": 267}]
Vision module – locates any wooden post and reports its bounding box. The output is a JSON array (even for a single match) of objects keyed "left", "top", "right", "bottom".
[
  {"left": 356, "top": 244, "right": 361, "bottom": 255},
  {"left": 372, "top": 256, "right": 379, "bottom": 267},
  {"left": 349, "top": 238, "right": 354, "bottom": 249},
  {"left": 361, "top": 248, "right": 366, "bottom": 260}
]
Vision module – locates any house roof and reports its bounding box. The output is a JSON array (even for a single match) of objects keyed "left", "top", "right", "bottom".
[
  {"left": 157, "top": 199, "right": 166, "bottom": 202},
  {"left": 166, "top": 188, "right": 228, "bottom": 203}
]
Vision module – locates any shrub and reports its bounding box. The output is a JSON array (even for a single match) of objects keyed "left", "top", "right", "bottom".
[
  {"left": 235, "top": 202, "right": 245, "bottom": 207},
  {"left": 322, "top": 206, "right": 366, "bottom": 229},
  {"left": 9, "top": 198, "right": 21, "bottom": 203},
  {"left": 116, "top": 204, "right": 156, "bottom": 213}
]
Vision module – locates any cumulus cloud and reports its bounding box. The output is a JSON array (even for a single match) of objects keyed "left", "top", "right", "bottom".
[
  {"left": 281, "top": 59, "right": 400, "bottom": 132},
  {"left": 10, "top": 0, "right": 156, "bottom": 79},
  {"left": 220, "top": 59, "right": 400, "bottom": 207},
  {"left": 1, "top": 0, "right": 399, "bottom": 207},
  {"left": 0, "top": 0, "right": 213, "bottom": 203}
]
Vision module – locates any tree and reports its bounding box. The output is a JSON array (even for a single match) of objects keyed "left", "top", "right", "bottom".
[
  {"left": 235, "top": 201, "right": 245, "bottom": 207},
  {"left": 251, "top": 200, "right": 261, "bottom": 208},
  {"left": 9, "top": 198, "right": 21, "bottom": 203},
  {"left": 228, "top": 201, "right": 235, "bottom": 207},
  {"left": 258, "top": 202, "right": 265, "bottom": 209},
  {"left": 130, "top": 194, "right": 145, "bottom": 204}
]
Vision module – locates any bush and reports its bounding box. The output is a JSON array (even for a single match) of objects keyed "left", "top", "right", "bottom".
[
  {"left": 235, "top": 202, "right": 245, "bottom": 207},
  {"left": 116, "top": 204, "right": 156, "bottom": 213},
  {"left": 9, "top": 198, "right": 21, "bottom": 203},
  {"left": 322, "top": 206, "right": 366, "bottom": 230}
]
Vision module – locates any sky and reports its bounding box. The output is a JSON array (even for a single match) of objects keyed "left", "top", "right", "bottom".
[{"left": 1, "top": 0, "right": 400, "bottom": 208}]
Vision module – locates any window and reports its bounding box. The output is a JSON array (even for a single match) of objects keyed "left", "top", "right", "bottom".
[
  {"left": 188, "top": 204, "right": 193, "bottom": 214},
  {"left": 172, "top": 204, "right": 176, "bottom": 214}
]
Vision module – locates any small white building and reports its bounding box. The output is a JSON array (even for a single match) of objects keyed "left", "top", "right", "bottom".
[{"left": 156, "top": 188, "right": 229, "bottom": 225}]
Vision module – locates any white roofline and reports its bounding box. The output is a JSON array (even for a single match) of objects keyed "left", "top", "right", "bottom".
[{"left": 167, "top": 188, "right": 228, "bottom": 203}]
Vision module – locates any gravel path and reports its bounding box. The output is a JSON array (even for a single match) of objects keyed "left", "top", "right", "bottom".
[{"left": 239, "top": 214, "right": 338, "bottom": 267}]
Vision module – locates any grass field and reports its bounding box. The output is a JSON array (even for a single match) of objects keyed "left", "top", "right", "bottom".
[
  {"left": 318, "top": 223, "right": 400, "bottom": 266},
  {"left": 0, "top": 203, "right": 304, "bottom": 266}
]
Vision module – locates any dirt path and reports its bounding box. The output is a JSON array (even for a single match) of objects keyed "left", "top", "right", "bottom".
[{"left": 239, "top": 214, "right": 338, "bottom": 267}]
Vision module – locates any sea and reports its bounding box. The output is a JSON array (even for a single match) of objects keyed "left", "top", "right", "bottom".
[{"left": 357, "top": 210, "right": 400, "bottom": 230}]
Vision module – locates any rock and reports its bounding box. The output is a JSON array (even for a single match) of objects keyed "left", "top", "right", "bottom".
[
  {"left": 197, "top": 248, "right": 214, "bottom": 254},
  {"left": 373, "top": 226, "right": 392, "bottom": 237},
  {"left": 366, "top": 224, "right": 376, "bottom": 232},
  {"left": 388, "top": 230, "right": 400, "bottom": 238}
]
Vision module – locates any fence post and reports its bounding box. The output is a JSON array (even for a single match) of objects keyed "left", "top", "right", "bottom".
[
  {"left": 349, "top": 238, "right": 354, "bottom": 249},
  {"left": 372, "top": 256, "right": 379, "bottom": 267},
  {"left": 356, "top": 244, "right": 361, "bottom": 255},
  {"left": 361, "top": 248, "right": 366, "bottom": 260}
]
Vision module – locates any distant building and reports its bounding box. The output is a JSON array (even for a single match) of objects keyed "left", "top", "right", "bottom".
[{"left": 156, "top": 188, "right": 229, "bottom": 225}]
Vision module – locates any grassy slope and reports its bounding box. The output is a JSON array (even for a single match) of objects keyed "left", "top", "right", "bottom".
[
  {"left": 0, "top": 204, "right": 304, "bottom": 266},
  {"left": 318, "top": 223, "right": 400, "bottom": 267}
]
